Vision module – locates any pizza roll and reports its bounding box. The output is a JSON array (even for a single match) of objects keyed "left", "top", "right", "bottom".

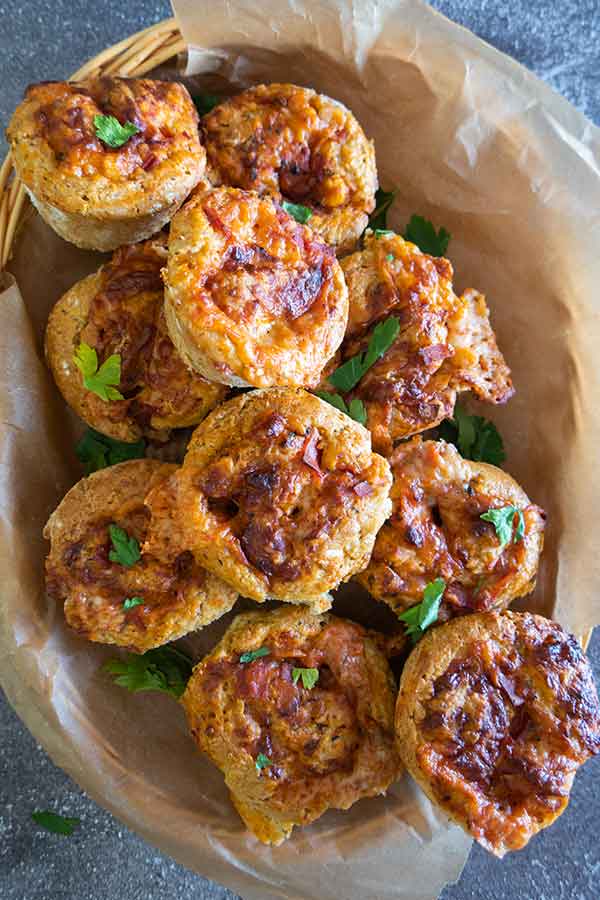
[
  {"left": 7, "top": 77, "right": 205, "bottom": 250},
  {"left": 396, "top": 611, "right": 600, "bottom": 855},
  {"left": 44, "top": 460, "right": 237, "bottom": 652},
  {"left": 182, "top": 605, "right": 402, "bottom": 844},
  {"left": 163, "top": 186, "right": 348, "bottom": 388},
  {"left": 143, "top": 388, "right": 392, "bottom": 604},
  {"left": 45, "top": 235, "right": 228, "bottom": 443},
  {"left": 358, "top": 438, "right": 545, "bottom": 619},
  {"left": 202, "top": 83, "right": 377, "bottom": 253},
  {"left": 328, "top": 231, "right": 513, "bottom": 454}
]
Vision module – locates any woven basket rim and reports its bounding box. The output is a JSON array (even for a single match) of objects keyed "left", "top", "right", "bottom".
[{"left": 0, "top": 16, "right": 184, "bottom": 269}]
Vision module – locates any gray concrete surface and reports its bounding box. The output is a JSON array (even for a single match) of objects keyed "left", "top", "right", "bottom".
[{"left": 2, "top": 1, "right": 600, "bottom": 898}]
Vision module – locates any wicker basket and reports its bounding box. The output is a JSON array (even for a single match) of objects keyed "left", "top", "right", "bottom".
[{"left": 0, "top": 17, "right": 184, "bottom": 270}]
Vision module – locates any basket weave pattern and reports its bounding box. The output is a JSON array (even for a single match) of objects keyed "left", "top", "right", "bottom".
[{"left": 0, "top": 17, "right": 184, "bottom": 269}]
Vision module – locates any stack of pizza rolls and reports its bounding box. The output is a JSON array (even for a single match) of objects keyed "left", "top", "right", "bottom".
[{"left": 8, "top": 76, "right": 596, "bottom": 851}]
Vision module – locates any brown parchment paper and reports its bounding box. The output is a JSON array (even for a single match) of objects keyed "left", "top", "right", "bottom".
[{"left": 2, "top": 0, "right": 600, "bottom": 897}]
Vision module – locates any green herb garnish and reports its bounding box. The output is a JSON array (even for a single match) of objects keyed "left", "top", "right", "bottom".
[
  {"left": 103, "top": 645, "right": 193, "bottom": 698},
  {"left": 76, "top": 428, "right": 146, "bottom": 475},
  {"left": 31, "top": 810, "right": 80, "bottom": 836},
  {"left": 239, "top": 647, "right": 270, "bottom": 664},
  {"left": 282, "top": 200, "right": 313, "bottom": 224},
  {"left": 404, "top": 214, "right": 450, "bottom": 257},
  {"left": 93, "top": 114, "right": 140, "bottom": 148},
  {"left": 108, "top": 524, "right": 141, "bottom": 568},
  {"left": 438, "top": 404, "right": 505, "bottom": 466},
  {"left": 480, "top": 506, "right": 525, "bottom": 549},
  {"left": 291, "top": 667, "right": 319, "bottom": 689},
  {"left": 73, "top": 343, "right": 123, "bottom": 402},
  {"left": 329, "top": 317, "right": 400, "bottom": 392},
  {"left": 373, "top": 228, "right": 395, "bottom": 238},
  {"left": 192, "top": 93, "right": 220, "bottom": 116},
  {"left": 368, "top": 188, "right": 397, "bottom": 230},
  {"left": 397, "top": 578, "right": 446, "bottom": 644},
  {"left": 123, "top": 597, "right": 144, "bottom": 610},
  {"left": 314, "top": 391, "right": 367, "bottom": 425},
  {"left": 255, "top": 753, "right": 273, "bottom": 771}
]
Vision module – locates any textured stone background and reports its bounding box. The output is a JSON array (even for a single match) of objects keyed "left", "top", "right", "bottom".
[{"left": 1, "top": 2, "right": 599, "bottom": 898}]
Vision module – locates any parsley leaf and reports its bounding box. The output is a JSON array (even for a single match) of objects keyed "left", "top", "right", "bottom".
[
  {"left": 398, "top": 578, "right": 446, "bottom": 644},
  {"left": 239, "top": 647, "right": 270, "bottom": 664},
  {"left": 255, "top": 753, "right": 273, "bottom": 771},
  {"left": 314, "top": 391, "right": 367, "bottom": 425},
  {"left": 329, "top": 317, "right": 400, "bottom": 392},
  {"left": 438, "top": 404, "right": 506, "bottom": 466},
  {"left": 93, "top": 114, "right": 140, "bottom": 148},
  {"left": 480, "top": 506, "right": 525, "bottom": 549},
  {"left": 123, "top": 596, "right": 144, "bottom": 610},
  {"left": 76, "top": 428, "right": 146, "bottom": 475},
  {"left": 348, "top": 397, "right": 368, "bottom": 425},
  {"left": 282, "top": 200, "right": 313, "bottom": 224},
  {"left": 103, "top": 645, "right": 193, "bottom": 698},
  {"left": 73, "top": 343, "right": 123, "bottom": 402},
  {"left": 368, "top": 187, "right": 397, "bottom": 230},
  {"left": 108, "top": 524, "right": 141, "bottom": 568},
  {"left": 292, "top": 667, "right": 319, "bottom": 689},
  {"left": 192, "top": 93, "right": 220, "bottom": 116},
  {"left": 404, "top": 214, "right": 450, "bottom": 257},
  {"left": 31, "top": 810, "right": 80, "bottom": 836}
]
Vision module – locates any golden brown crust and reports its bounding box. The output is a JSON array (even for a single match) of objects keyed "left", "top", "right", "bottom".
[
  {"left": 357, "top": 438, "right": 545, "bottom": 619},
  {"left": 143, "top": 388, "right": 392, "bottom": 602},
  {"left": 164, "top": 186, "right": 349, "bottom": 388},
  {"left": 45, "top": 235, "right": 228, "bottom": 443},
  {"left": 44, "top": 460, "right": 237, "bottom": 652},
  {"left": 330, "top": 232, "right": 514, "bottom": 454},
  {"left": 181, "top": 605, "right": 402, "bottom": 844},
  {"left": 7, "top": 77, "right": 205, "bottom": 250},
  {"left": 395, "top": 611, "right": 600, "bottom": 856},
  {"left": 202, "top": 83, "right": 377, "bottom": 254}
]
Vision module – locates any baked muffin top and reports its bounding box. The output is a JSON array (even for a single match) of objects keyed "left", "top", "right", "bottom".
[{"left": 7, "top": 77, "right": 205, "bottom": 216}]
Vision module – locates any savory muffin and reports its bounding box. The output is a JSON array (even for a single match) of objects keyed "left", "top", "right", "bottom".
[
  {"left": 202, "top": 83, "right": 378, "bottom": 253},
  {"left": 325, "top": 231, "right": 513, "bottom": 454},
  {"left": 45, "top": 235, "right": 228, "bottom": 443},
  {"left": 143, "top": 388, "right": 392, "bottom": 603},
  {"left": 7, "top": 77, "right": 205, "bottom": 250},
  {"left": 44, "top": 460, "right": 237, "bottom": 652},
  {"left": 358, "top": 438, "right": 545, "bottom": 619},
  {"left": 396, "top": 611, "right": 600, "bottom": 856},
  {"left": 181, "top": 605, "right": 402, "bottom": 844},
  {"left": 164, "top": 185, "right": 348, "bottom": 388}
]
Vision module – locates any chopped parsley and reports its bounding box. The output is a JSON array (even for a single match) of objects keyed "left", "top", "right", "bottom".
[
  {"left": 438, "top": 404, "right": 505, "bottom": 466},
  {"left": 398, "top": 578, "right": 446, "bottom": 644},
  {"left": 329, "top": 317, "right": 400, "bottom": 392},
  {"left": 314, "top": 391, "right": 367, "bottom": 425},
  {"left": 108, "top": 524, "right": 141, "bottom": 568},
  {"left": 239, "top": 647, "right": 270, "bottom": 664},
  {"left": 282, "top": 200, "right": 313, "bottom": 224},
  {"left": 123, "top": 597, "right": 144, "bottom": 610},
  {"left": 93, "top": 114, "right": 140, "bottom": 148},
  {"left": 291, "top": 667, "right": 319, "bottom": 689},
  {"left": 192, "top": 93, "right": 220, "bottom": 116},
  {"left": 480, "top": 506, "right": 525, "bottom": 548},
  {"left": 103, "top": 645, "right": 193, "bottom": 698},
  {"left": 255, "top": 753, "right": 273, "bottom": 772},
  {"left": 75, "top": 428, "right": 146, "bottom": 475},
  {"left": 404, "top": 214, "right": 450, "bottom": 257},
  {"left": 31, "top": 810, "right": 80, "bottom": 836},
  {"left": 368, "top": 187, "right": 397, "bottom": 230},
  {"left": 73, "top": 343, "right": 123, "bottom": 402}
]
